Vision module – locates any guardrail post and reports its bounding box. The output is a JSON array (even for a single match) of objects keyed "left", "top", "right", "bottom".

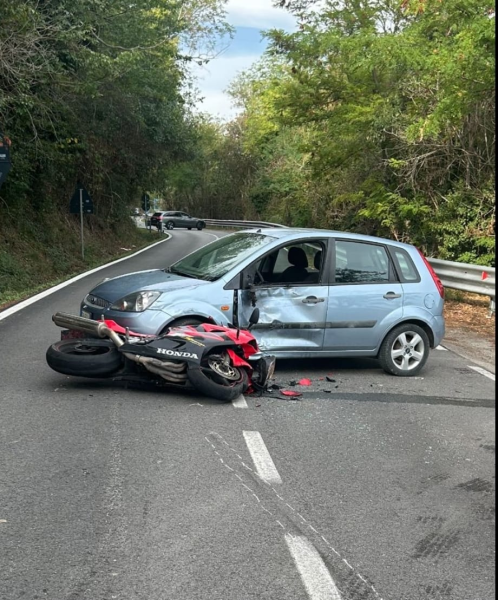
[{"left": 488, "top": 297, "right": 496, "bottom": 318}]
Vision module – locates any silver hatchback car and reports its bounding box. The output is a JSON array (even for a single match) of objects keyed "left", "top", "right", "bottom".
[{"left": 81, "top": 229, "right": 445, "bottom": 376}]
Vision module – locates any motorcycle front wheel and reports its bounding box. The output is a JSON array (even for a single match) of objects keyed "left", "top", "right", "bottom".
[
  {"left": 187, "top": 351, "right": 249, "bottom": 402},
  {"left": 46, "top": 339, "right": 122, "bottom": 377}
]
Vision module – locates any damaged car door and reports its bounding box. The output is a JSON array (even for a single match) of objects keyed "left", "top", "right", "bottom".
[{"left": 238, "top": 240, "right": 330, "bottom": 353}]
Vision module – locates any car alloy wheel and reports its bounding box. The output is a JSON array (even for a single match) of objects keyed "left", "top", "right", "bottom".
[
  {"left": 379, "top": 323, "right": 430, "bottom": 376},
  {"left": 390, "top": 330, "right": 426, "bottom": 371}
]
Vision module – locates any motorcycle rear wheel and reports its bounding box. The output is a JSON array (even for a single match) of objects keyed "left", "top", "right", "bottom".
[
  {"left": 187, "top": 352, "right": 249, "bottom": 402},
  {"left": 46, "top": 339, "right": 122, "bottom": 377}
]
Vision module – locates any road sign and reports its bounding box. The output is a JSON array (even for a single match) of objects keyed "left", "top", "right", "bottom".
[
  {"left": 69, "top": 182, "right": 94, "bottom": 259},
  {"left": 70, "top": 183, "right": 93, "bottom": 214},
  {"left": 0, "top": 132, "right": 12, "bottom": 190},
  {"left": 142, "top": 193, "right": 150, "bottom": 211}
]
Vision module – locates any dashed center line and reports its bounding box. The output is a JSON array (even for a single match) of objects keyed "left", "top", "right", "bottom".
[
  {"left": 232, "top": 395, "right": 248, "bottom": 408},
  {"left": 468, "top": 365, "right": 495, "bottom": 381},
  {"left": 243, "top": 431, "right": 282, "bottom": 484},
  {"left": 285, "top": 534, "right": 343, "bottom": 600}
]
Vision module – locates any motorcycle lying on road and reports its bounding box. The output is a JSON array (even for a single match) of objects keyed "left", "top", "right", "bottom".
[{"left": 45, "top": 302, "right": 275, "bottom": 402}]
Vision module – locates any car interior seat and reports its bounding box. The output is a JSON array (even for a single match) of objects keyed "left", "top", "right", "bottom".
[
  {"left": 305, "top": 250, "right": 323, "bottom": 283},
  {"left": 279, "top": 247, "right": 309, "bottom": 283}
]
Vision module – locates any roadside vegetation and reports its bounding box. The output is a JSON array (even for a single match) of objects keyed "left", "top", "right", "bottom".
[
  {"left": 0, "top": 0, "right": 229, "bottom": 303},
  {"left": 0, "top": 222, "right": 162, "bottom": 309}
]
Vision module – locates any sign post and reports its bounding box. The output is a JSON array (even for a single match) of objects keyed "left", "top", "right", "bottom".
[
  {"left": 142, "top": 193, "right": 152, "bottom": 232},
  {"left": 70, "top": 182, "right": 94, "bottom": 259},
  {"left": 79, "top": 188, "right": 84, "bottom": 259}
]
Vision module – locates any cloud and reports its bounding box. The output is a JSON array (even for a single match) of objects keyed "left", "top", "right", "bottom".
[
  {"left": 226, "top": 0, "right": 296, "bottom": 30},
  {"left": 192, "top": 53, "right": 261, "bottom": 118},
  {"left": 189, "top": 1, "right": 296, "bottom": 120}
]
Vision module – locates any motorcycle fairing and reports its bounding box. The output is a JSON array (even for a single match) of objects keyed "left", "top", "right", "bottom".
[{"left": 119, "top": 331, "right": 252, "bottom": 366}]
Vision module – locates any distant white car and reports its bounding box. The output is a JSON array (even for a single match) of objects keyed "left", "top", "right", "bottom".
[{"left": 150, "top": 211, "right": 206, "bottom": 231}]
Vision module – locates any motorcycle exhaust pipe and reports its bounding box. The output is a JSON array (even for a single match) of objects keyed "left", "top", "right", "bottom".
[
  {"left": 122, "top": 353, "right": 186, "bottom": 373},
  {"left": 52, "top": 312, "right": 123, "bottom": 347},
  {"left": 122, "top": 353, "right": 187, "bottom": 382},
  {"left": 140, "top": 364, "right": 187, "bottom": 383}
]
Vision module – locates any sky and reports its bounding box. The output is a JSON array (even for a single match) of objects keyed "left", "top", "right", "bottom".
[{"left": 191, "top": 0, "right": 296, "bottom": 121}]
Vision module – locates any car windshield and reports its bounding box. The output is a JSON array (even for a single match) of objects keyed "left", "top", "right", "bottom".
[{"left": 169, "top": 233, "right": 275, "bottom": 281}]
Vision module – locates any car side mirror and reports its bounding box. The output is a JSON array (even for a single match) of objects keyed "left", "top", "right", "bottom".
[{"left": 248, "top": 308, "right": 260, "bottom": 328}]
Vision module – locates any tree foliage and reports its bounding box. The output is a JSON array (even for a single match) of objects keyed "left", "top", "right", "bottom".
[
  {"left": 220, "top": 0, "right": 495, "bottom": 264},
  {"left": 0, "top": 0, "right": 229, "bottom": 223}
]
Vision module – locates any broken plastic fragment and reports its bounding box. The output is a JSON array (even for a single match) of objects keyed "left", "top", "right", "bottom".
[
  {"left": 298, "top": 378, "right": 312, "bottom": 386},
  {"left": 281, "top": 390, "right": 302, "bottom": 397},
  {"left": 326, "top": 376, "right": 336, "bottom": 382}
]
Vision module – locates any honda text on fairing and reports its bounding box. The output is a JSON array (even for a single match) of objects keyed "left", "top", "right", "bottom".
[{"left": 45, "top": 306, "right": 276, "bottom": 402}]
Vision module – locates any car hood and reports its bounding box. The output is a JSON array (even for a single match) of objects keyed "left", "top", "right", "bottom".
[{"left": 89, "top": 270, "right": 210, "bottom": 303}]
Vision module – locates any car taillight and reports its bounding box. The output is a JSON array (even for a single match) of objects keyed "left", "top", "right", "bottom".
[{"left": 417, "top": 248, "right": 444, "bottom": 298}]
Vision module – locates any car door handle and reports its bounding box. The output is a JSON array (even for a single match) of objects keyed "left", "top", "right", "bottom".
[
  {"left": 383, "top": 292, "right": 402, "bottom": 299},
  {"left": 302, "top": 296, "right": 325, "bottom": 305}
]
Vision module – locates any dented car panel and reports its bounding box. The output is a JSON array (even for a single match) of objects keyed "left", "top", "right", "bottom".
[{"left": 239, "top": 284, "right": 329, "bottom": 351}]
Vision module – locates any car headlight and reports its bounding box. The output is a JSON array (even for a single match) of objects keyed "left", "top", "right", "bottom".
[{"left": 111, "top": 291, "right": 161, "bottom": 312}]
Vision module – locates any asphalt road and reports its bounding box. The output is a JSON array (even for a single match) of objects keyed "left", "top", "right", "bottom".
[{"left": 0, "top": 230, "right": 495, "bottom": 600}]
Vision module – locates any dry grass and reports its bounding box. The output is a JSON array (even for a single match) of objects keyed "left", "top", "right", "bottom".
[{"left": 444, "top": 290, "right": 495, "bottom": 344}]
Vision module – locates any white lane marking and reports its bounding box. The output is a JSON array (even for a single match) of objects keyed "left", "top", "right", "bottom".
[
  {"left": 232, "top": 395, "right": 248, "bottom": 408},
  {"left": 285, "top": 534, "right": 342, "bottom": 600},
  {"left": 0, "top": 237, "right": 170, "bottom": 322},
  {"left": 468, "top": 365, "right": 495, "bottom": 381},
  {"left": 243, "top": 431, "right": 282, "bottom": 484},
  {"left": 435, "top": 345, "right": 448, "bottom": 350},
  {"left": 201, "top": 232, "right": 220, "bottom": 241}
]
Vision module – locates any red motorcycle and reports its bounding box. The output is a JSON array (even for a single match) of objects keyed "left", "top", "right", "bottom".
[{"left": 46, "top": 305, "right": 275, "bottom": 402}]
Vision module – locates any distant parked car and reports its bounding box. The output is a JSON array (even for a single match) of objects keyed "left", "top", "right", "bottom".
[
  {"left": 80, "top": 228, "right": 445, "bottom": 376},
  {"left": 150, "top": 211, "right": 206, "bottom": 231}
]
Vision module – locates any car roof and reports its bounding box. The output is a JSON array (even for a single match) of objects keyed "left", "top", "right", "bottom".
[{"left": 240, "top": 227, "right": 418, "bottom": 251}]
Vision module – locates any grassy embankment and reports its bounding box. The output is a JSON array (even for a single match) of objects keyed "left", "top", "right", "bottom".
[{"left": 0, "top": 213, "right": 162, "bottom": 310}]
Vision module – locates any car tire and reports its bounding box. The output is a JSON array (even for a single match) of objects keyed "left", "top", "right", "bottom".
[
  {"left": 196, "top": 222, "right": 204, "bottom": 230},
  {"left": 188, "top": 227, "right": 192, "bottom": 230},
  {"left": 166, "top": 221, "right": 174, "bottom": 230},
  {"left": 378, "top": 323, "right": 430, "bottom": 376},
  {"left": 46, "top": 339, "right": 122, "bottom": 377}
]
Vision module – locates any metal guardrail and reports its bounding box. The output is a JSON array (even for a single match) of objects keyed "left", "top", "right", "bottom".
[
  {"left": 203, "top": 219, "right": 287, "bottom": 229},
  {"left": 427, "top": 258, "right": 495, "bottom": 309},
  {"left": 202, "top": 218, "right": 495, "bottom": 313}
]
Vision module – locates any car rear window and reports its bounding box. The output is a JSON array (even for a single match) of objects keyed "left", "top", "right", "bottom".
[
  {"left": 334, "top": 240, "right": 390, "bottom": 283},
  {"left": 152, "top": 212, "right": 162, "bottom": 217},
  {"left": 392, "top": 248, "right": 420, "bottom": 282}
]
